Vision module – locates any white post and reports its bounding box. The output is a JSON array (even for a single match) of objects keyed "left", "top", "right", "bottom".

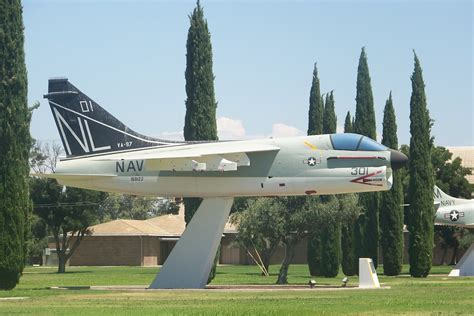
[{"left": 358, "top": 258, "right": 380, "bottom": 289}]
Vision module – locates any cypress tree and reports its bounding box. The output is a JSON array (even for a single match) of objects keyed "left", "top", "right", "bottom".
[
  {"left": 307, "top": 63, "right": 324, "bottom": 135},
  {"left": 306, "top": 65, "right": 325, "bottom": 275},
  {"left": 407, "top": 53, "right": 434, "bottom": 277},
  {"left": 307, "top": 233, "right": 323, "bottom": 276},
  {"left": 184, "top": 1, "right": 218, "bottom": 143},
  {"left": 341, "top": 220, "right": 357, "bottom": 276},
  {"left": 380, "top": 92, "right": 404, "bottom": 276},
  {"left": 353, "top": 47, "right": 380, "bottom": 268},
  {"left": 183, "top": 0, "right": 218, "bottom": 224},
  {"left": 344, "top": 111, "right": 353, "bottom": 133},
  {"left": 354, "top": 48, "right": 376, "bottom": 139},
  {"left": 320, "top": 220, "right": 341, "bottom": 277},
  {"left": 183, "top": 0, "right": 219, "bottom": 283},
  {"left": 323, "top": 91, "right": 336, "bottom": 134},
  {"left": 321, "top": 95, "right": 341, "bottom": 277},
  {"left": 340, "top": 115, "right": 358, "bottom": 276},
  {"left": 0, "top": 0, "right": 30, "bottom": 290}
]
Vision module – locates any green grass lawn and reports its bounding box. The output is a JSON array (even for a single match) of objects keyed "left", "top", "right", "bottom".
[{"left": 0, "top": 264, "right": 473, "bottom": 315}]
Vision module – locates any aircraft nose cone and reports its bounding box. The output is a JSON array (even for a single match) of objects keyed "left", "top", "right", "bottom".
[{"left": 390, "top": 149, "right": 408, "bottom": 170}]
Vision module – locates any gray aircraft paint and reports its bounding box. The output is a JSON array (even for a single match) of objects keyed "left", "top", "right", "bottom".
[
  {"left": 49, "top": 135, "right": 393, "bottom": 198},
  {"left": 434, "top": 186, "right": 474, "bottom": 228}
]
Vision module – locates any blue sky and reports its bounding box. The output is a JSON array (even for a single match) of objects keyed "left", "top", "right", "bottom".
[{"left": 24, "top": 0, "right": 473, "bottom": 146}]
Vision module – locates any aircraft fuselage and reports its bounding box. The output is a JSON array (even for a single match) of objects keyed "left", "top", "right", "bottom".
[{"left": 54, "top": 135, "right": 393, "bottom": 198}]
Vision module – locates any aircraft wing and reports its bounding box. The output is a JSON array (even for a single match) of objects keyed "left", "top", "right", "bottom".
[
  {"left": 31, "top": 173, "right": 117, "bottom": 180},
  {"left": 94, "top": 143, "right": 280, "bottom": 172}
]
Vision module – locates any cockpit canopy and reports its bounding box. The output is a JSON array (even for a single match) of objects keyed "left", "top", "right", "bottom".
[{"left": 330, "top": 133, "right": 387, "bottom": 151}]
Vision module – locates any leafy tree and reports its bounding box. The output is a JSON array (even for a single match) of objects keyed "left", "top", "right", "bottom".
[
  {"left": 407, "top": 53, "right": 434, "bottom": 277},
  {"left": 344, "top": 111, "right": 353, "bottom": 133},
  {"left": 183, "top": 1, "right": 219, "bottom": 283},
  {"left": 30, "top": 179, "right": 106, "bottom": 274},
  {"left": 323, "top": 91, "right": 337, "bottom": 134},
  {"left": 0, "top": 0, "right": 30, "bottom": 290},
  {"left": 308, "top": 63, "right": 324, "bottom": 135},
  {"left": 30, "top": 143, "right": 105, "bottom": 273},
  {"left": 26, "top": 214, "right": 48, "bottom": 265},
  {"left": 30, "top": 178, "right": 106, "bottom": 274},
  {"left": 435, "top": 226, "right": 460, "bottom": 265},
  {"left": 99, "top": 194, "right": 178, "bottom": 222},
  {"left": 353, "top": 47, "right": 380, "bottom": 268},
  {"left": 380, "top": 92, "right": 404, "bottom": 276},
  {"left": 430, "top": 147, "right": 472, "bottom": 266},
  {"left": 277, "top": 197, "right": 336, "bottom": 284},
  {"left": 231, "top": 198, "right": 285, "bottom": 275},
  {"left": 432, "top": 147, "right": 472, "bottom": 199},
  {"left": 282, "top": 195, "right": 360, "bottom": 282},
  {"left": 432, "top": 146, "right": 472, "bottom": 266}
]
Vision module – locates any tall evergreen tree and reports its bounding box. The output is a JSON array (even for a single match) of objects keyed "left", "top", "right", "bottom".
[
  {"left": 306, "top": 65, "right": 324, "bottom": 275},
  {"left": 184, "top": 1, "right": 218, "bottom": 143},
  {"left": 0, "top": 0, "right": 30, "bottom": 290},
  {"left": 183, "top": 1, "right": 219, "bottom": 283},
  {"left": 340, "top": 115, "right": 358, "bottom": 276},
  {"left": 340, "top": 220, "right": 357, "bottom": 276},
  {"left": 183, "top": 0, "right": 218, "bottom": 224},
  {"left": 380, "top": 92, "right": 404, "bottom": 276},
  {"left": 321, "top": 93, "right": 341, "bottom": 276},
  {"left": 323, "top": 91, "right": 337, "bottom": 134},
  {"left": 307, "top": 233, "right": 323, "bottom": 276},
  {"left": 320, "top": 219, "right": 342, "bottom": 277},
  {"left": 407, "top": 53, "right": 434, "bottom": 277},
  {"left": 307, "top": 63, "right": 324, "bottom": 135},
  {"left": 354, "top": 48, "right": 376, "bottom": 139},
  {"left": 353, "top": 47, "right": 380, "bottom": 268},
  {"left": 344, "top": 111, "right": 353, "bottom": 133}
]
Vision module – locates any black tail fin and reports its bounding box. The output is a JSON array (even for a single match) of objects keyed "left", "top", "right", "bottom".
[{"left": 44, "top": 78, "right": 181, "bottom": 158}]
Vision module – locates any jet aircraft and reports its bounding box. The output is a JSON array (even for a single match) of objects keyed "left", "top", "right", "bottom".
[
  {"left": 434, "top": 186, "right": 473, "bottom": 228},
  {"left": 36, "top": 78, "right": 408, "bottom": 288}
]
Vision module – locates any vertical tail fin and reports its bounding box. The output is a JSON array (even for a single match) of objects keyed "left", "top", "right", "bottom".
[
  {"left": 433, "top": 185, "right": 453, "bottom": 202},
  {"left": 44, "top": 78, "right": 182, "bottom": 158}
]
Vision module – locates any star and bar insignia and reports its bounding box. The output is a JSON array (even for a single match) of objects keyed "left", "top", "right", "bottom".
[
  {"left": 444, "top": 209, "right": 465, "bottom": 222},
  {"left": 304, "top": 157, "right": 320, "bottom": 166}
]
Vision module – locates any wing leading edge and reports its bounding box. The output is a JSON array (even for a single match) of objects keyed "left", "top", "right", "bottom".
[{"left": 93, "top": 143, "right": 280, "bottom": 172}]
